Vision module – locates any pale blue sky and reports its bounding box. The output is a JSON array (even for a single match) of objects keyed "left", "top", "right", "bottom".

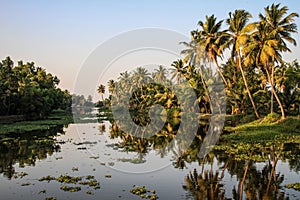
[{"left": 0, "top": 0, "right": 299, "bottom": 97}]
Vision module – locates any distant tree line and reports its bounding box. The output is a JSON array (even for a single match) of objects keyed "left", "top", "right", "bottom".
[
  {"left": 0, "top": 57, "right": 72, "bottom": 119},
  {"left": 72, "top": 94, "right": 94, "bottom": 107}
]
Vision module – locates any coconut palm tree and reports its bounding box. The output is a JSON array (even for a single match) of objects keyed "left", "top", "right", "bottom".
[
  {"left": 226, "top": 9, "right": 260, "bottom": 118},
  {"left": 192, "top": 15, "right": 229, "bottom": 86},
  {"left": 107, "top": 79, "right": 115, "bottom": 94},
  {"left": 192, "top": 15, "right": 239, "bottom": 113},
  {"left": 153, "top": 65, "right": 167, "bottom": 83},
  {"left": 170, "top": 59, "right": 186, "bottom": 83},
  {"left": 259, "top": 4, "right": 299, "bottom": 114},
  {"left": 243, "top": 21, "right": 286, "bottom": 119},
  {"left": 180, "top": 40, "right": 214, "bottom": 113},
  {"left": 97, "top": 84, "right": 105, "bottom": 103}
]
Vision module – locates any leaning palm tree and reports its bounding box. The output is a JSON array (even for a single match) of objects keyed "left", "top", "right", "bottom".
[
  {"left": 180, "top": 40, "right": 213, "bottom": 113},
  {"left": 192, "top": 15, "right": 229, "bottom": 86},
  {"left": 226, "top": 9, "right": 260, "bottom": 118},
  {"left": 243, "top": 21, "right": 286, "bottom": 119},
  {"left": 192, "top": 15, "right": 239, "bottom": 112},
  {"left": 259, "top": 3, "right": 299, "bottom": 113}
]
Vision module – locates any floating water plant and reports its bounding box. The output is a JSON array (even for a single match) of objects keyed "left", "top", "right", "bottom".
[
  {"left": 38, "top": 174, "right": 100, "bottom": 194},
  {"left": 56, "top": 175, "right": 82, "bottom": 184},
  {"left": 38, "top": 175, "right": 56, "bottom": 182},
  {"left": 72, "top": 167, "right": 79, "bottom": 171},
  {"left": 104, "top": 174, "right": 112, "bottom": 178},
  {"left": 286, "top": 183, "right": 300, "bottom": 191},
  {"left": 45, "top": 197, "right": 56, "bottom": 200},
  {"left": 21, "top": 182, "right": 31, "bottom": 186},
  {"left": 86, "top": 190, "right": 94, "bottom": 195},
  {"left": 130, "top": 185, "right": 158, "bottom": 199},
  {"left": 60, "top": 185, "right": 81, "bottom": 192}
]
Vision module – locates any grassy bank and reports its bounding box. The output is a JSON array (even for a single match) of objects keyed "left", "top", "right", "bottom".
[
  {"left": 222, "top": 115, "right": 300, "bottom": 144},
  {"left": 214, "top": 115, "right": 300, "bottom": 161},
  {"left": 0, "top": 110, "right": 74, "bottom": 135}
]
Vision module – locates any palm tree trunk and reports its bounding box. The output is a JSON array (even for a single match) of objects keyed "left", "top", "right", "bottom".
[
  {"left": 271, "top": 65, "right": 275, "bottom": 113},
  {"left": 212, "top": 56, "right": 239, "bottom": 114},
  {"left": 198, "top": 66, "right": 213, "bottom": 113},
  {"left": 237, "top": 51, "right": 260, "bottom": 118},
  {"left": 265, "top": 66, "right": 285, "bottom": 119},
  {"left": 212, "top": 56, "right": 228, "bottom": 86}
]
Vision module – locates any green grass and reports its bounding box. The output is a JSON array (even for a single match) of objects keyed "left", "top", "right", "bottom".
[
  {"left": 0, "top": 110, "right": 73, "bottom": 134},
  {"left": 215, "top": 116, "right": 300, "bottom": 161},
  {"left": 222, "top": 116, "right": 300, "bottom": 144}
]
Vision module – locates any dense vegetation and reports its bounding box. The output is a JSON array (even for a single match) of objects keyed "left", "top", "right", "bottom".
[
  {"left": 0, "top": 57, "right": 72, "bottom": 119},
  {"left": 98, "top": 4, "right": 300, "bottom": 119}
]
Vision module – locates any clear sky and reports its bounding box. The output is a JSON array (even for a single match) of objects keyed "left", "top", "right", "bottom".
[{"left": 1, "top": 0, "right": 299, "bottom": 99}]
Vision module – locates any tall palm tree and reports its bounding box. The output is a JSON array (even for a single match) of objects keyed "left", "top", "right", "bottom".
[
  {"left": 153, "top": 65, "right": 167, "bottom": 83},
  {"left": 192, "top": 15, "right": 239, "bottom": 112},
  {"left": 170, "top": 59, "right": 186, "bottom": 83},
  {"left": 132, "top": 67, "right": 151, "bottom": 87},
  {"left": 259, "top": 3, "right": 299, "bottom": 113},
  {"left": 192, "top": 15, "right": 229, "bottom": 86},
  {"left": 180, "top": 40, "right": 213, "bottom": 113},
  {"left": 97, "top": 84, "right": 105, "bottom": 103},
  {"left": 107, "top": 79, "right": 115, "bottom": 94},
  {"left": 226, "top": 9, "right": 260, "bottom": 118},
  {"left": 243, "top": 21, "right": 286, "bottom": 119}
]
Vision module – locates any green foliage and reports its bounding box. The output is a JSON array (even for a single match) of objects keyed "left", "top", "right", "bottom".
[
  {"left": 0, "top": 57, "right": 72, "bottom": 119},
  {"left": 0, "top": 110, "right": 73, "bottom": 134},
  {"left": 130, "top": 185, "right": 158, "bottom": 199},
  {"left": 221, "top": 117, "right": 300, "bottom": 146},
  {"left": 264, "top": 112, "right": 281, "bottom": 124},
  {"left": 60, "top": 185, "right": 81, "bottom": 192},
  {"left": 39, "top": 173, "right": 100, "bottom": 193}
]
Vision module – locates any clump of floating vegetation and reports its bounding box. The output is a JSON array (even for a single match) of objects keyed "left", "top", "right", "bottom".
[
  {"left": 56, "top": 175, "right": 82, "bottom": 184},
  {"left": 13, "top": 171, "right": 28, "bottom": 179},
  {"left": 60, "top": 185, "right": 81, "bottom": 192},
  {"left": 130, "top": 185, "right": 158, "bottom": 199},
  {"left": 45, "top": 197, "right": 56, "bottom": 200},
  {"left": 38, "top": 173, "right": 100, "bottom": 193},
  {"left": 285, "top": 183, "right": 300, "bottom": 191}
]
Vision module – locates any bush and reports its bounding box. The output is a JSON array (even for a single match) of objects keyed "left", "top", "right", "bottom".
[{"left": 264, "top": 113, "right": 281, "bottom": 124}]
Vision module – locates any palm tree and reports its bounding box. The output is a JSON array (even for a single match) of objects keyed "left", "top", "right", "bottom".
[
  {"left": 180, "top": 41, "right": 213, "bottom": 113},
  {"left": 132, "top": 67, "right": 150, "bottom": 87},
  {"left": 170, "top": 59, "right": 185, "bottom": 83},
  {"left": 243, "top": 21, "right": 286, "bottom": 119},
  {"left": 97, "top": 84, "right": 105, "bottom": 103},
  {"left": 226, "top": 9, "right": 260, "bottom": 118},
  {"left": 153, "top": 65, "right": 167, "bottom": 83},
  {"left": 192, "top": 15, "right": 229, "bottom": 86},
  {"left": 107, "top": 79, "right": 115, "bottom": 94},
  {"left": 259, "top": 3, "right": 299, "bottom": 114},
  {"left": 192, "top": 15, "right": 239, "bottom": 113}
]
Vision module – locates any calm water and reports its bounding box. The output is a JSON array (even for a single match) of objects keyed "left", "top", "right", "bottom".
[{"left": 0, "top": 116, "right": 300, "bottom": 199}]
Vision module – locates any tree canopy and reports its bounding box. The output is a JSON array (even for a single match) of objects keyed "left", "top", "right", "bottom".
[{"left": 0, "top": 57, "right": 72, "bottom": 119}]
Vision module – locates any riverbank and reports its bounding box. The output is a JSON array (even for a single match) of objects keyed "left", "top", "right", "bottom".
[
  {"left": 0, "top": 110, "right": 73, "bottom": 135},
  {"left": 222, "top": 115, "right": 300, "bottom": 144},
  {"left": 214, "top": 115, "right": 300, "bottom": 162}
]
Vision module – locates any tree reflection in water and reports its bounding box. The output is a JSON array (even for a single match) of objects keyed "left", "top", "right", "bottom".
[
  {"left": 106, "top": 114, "right": 299, "bottom": 199},
  {"left": 0, "top": 125, "right": 65, "bottom": 179},
  {"left": 183, "top": 143, "right": 295, "bottom": 200}
]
